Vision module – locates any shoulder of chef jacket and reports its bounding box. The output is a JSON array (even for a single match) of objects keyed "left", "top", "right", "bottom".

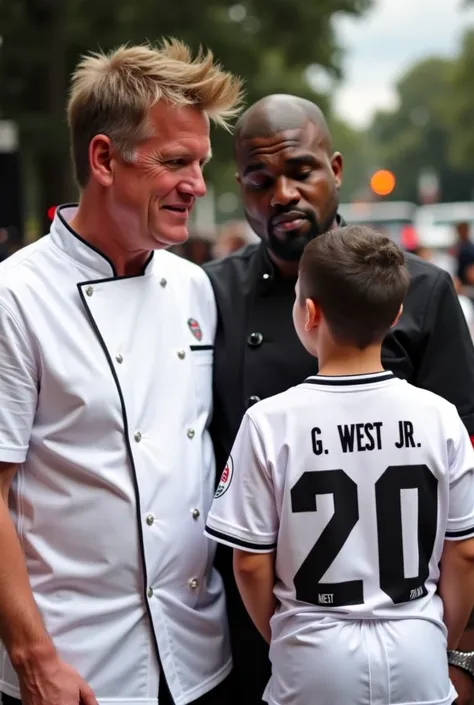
[
  {"left": 203, "top": 240, "right": 474, "bottom": 474},
  {"left": 0, "top": 205, "right": 231, "bottom": 705}
]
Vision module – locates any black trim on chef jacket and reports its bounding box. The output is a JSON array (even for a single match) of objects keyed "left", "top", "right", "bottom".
[
  {"left": 57, "top": 207, "right": 168, "bottom": 700},
  {"left": 202, "top": 215, "right": 474, "bottom": 705},
  {"left": 57, "top": 204, "right": 154, "bottom": 277}
]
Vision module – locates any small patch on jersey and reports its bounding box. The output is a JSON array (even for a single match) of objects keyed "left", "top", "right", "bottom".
[
  {"left": 188, "top": 318, "right": 202, "bottom": 341},
  {"left": 215, "top": 456, "right": 234, "bottom": 498}
]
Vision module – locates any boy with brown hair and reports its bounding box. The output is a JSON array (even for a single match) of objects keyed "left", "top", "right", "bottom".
[{"left": 206, "top": 225, "right": 474, "bottom": 705}]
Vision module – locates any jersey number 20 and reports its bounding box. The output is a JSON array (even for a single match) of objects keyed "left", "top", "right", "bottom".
[{"left": 290, "top": 465, "right": 438, "bottom": 607}]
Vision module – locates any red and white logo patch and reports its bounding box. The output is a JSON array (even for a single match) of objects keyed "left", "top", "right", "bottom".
[
  {"left": 215, "top": 456, "right": 234, "bottom": 498},
  {"left": 188, "top": 318, "right": 202, "bottom": 341}
]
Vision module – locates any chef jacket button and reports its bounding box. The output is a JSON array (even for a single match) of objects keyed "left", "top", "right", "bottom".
[
  {"left": 160, "top": 278, "right": 167, "bottom": 288},
  {"left": 134, "top": 431, "right": 142, "bottom": 442},
  {"left": 187, "top": 428, "right": 195, "bottom": 439},
  {"left": 147, "top": 587, "right": 154, "bottom": 598},
  {"left": 146, "top": 514, "right": 154, "bottom": 526},
  {"left": 248, "top": 332, "right": 263, "bottom": 348},
  {"left": 247, "top": 395, "right": 261, "bottom": 408},
  {"left": 85, "top": 286, "right": 93, "bottom": 297},
  {"left": 262, "top": 273, "right": 270, "bottom": 280},
  {"left": 189, "top": 578, "right": 199, "bottom": 590},
  {"left": 177, "top": 350, "right": 186, "bottom": 359},
  {"left": 192, "top": 508, "right": 200, "bottom": 520},
  {"left": 115, "top": 353, "right": 123, "bottom": 364}
]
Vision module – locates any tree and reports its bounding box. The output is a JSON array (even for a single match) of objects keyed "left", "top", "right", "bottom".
[
  {"left": 369, "top": 57, "right": 474, "bottom": 203},
  {"left": 446, "top": 29, "right": 474, "bottom": 173},
  {"left": 0, "top": 0, "right": 373, "bottom": 236}
]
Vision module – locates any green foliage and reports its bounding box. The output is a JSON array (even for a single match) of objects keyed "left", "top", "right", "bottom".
[
  {"left": 369, "top": 53, "right": 474, "bottom": 203},
  {"left": 446, "top": 29, "right": 474, "bottom": 171}
]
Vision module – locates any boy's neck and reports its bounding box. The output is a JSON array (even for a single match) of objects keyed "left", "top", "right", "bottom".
[{"left": 317, "top": 343, "right": 384, "bottom": 377}]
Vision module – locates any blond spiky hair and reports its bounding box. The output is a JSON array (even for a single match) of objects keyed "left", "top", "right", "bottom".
[{"left": 67, "top": 38, "right": 244, "bottom": 187}]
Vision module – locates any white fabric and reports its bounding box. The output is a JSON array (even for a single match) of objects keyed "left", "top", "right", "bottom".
[
  {"left": 0, "top": 206, "right": 231, "bottom": 705},
  {"left": 206, "top": 371, "right": 474, "bottom": 705}
]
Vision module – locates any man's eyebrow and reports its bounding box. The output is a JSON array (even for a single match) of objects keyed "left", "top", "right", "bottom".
[
  {"left": 285, "top": 155, "right": 318, "bottom": 168},
  {"left": 159, "top": 149, "right": 213, "bottom": 164},
  {"left": 242, "top": 154, "right": 318, "bottom": 177},
  {"left": 243, "top": 162, "right": 266, "bottom": 177}
]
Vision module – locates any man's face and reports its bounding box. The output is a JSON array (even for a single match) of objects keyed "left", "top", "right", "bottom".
[
  {"left": 107, "top": 102, "right": 211, "bottom": 250},
  {"left": 236, "top": 121, "right": 343, "bottom": 262}
]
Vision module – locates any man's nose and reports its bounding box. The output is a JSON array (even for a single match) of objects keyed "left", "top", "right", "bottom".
[
  {"left": 180, "top": 166, "right": 207, "bottom": 199},
  {"left": 270, "top": 176, "right": 300, "bottom": 208}
]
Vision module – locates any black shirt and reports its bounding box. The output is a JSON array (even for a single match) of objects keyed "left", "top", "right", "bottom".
[{"left": 202, "top": 239, "right": 474, "bottom": 705}]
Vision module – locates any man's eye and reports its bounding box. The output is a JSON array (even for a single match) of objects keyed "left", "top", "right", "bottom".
[
  {"left": 295, "top": 170, "right": 312, "bottom": 181},
  {"left": 248, "top": 178, "right": 271, "bottom": 191},
  {"left": 168, "top": 159, "right": 186, "bottom": 167}
]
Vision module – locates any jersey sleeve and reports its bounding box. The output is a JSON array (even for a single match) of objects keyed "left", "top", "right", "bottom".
[
  {"left": 204, "top": 411, "right": 278, "bottom": 553},
  {"left": 0, "top": 301, "right": 39, "bottom": 463},
  {"left": 445, "top": 411, "right": 474, "bottom": 540}
]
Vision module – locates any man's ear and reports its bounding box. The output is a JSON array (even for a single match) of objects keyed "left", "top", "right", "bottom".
[
  {"left": 331, "top": 152, "right": 343, "bottom": 190},
  {"left": 89, "top": 134, "right": 115, "bottom": 187},
  {"left": 305, "top": 298, "right": 321, "bottom": 331}
]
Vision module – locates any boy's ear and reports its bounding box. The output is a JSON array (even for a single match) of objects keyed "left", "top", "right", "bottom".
[
  {"left": 391, "top": 303, "right": 403, "bottom": 328},
  {"left": 305, "top": 298, "right": 321, "bottom": 332}
]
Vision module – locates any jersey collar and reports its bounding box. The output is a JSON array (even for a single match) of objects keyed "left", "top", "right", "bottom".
[
  {"left": 304, "top": 371, "right": 396, "bottom": 387},
  {"left": 49, "top": 204, "right": 155, "bottom": 279}
]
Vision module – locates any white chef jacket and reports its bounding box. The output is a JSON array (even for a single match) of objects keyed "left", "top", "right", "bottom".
[{"left": 0, "top": 205, "right": 231, "bottom": 705}]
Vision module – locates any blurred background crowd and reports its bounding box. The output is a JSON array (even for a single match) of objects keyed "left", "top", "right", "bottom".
[{"left": 1, "top": 0, "right": 474, "bottom": 330}]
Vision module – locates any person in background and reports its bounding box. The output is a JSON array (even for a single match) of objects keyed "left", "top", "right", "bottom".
[
  {"left": 456, "top": 221, "right": 474, "bottom": 287},
  {"left": 171, "top": 231, "right": 215, "bottom": 265},
  {"left": 0, "top": 40, "right": 242, "bottom": 705},
  {"left": 203, "top": 93, "right": 474, "bottom": 705},
  {"left": 453, "top": 275, "right": 474, "bottom": 341},
  {"left": 212, "top": 221, "right": 249, "bottom": 259}
]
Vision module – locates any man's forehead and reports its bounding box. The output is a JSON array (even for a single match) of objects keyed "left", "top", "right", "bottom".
[{"left": 236, "top": 122, "right": 325, "bottom": 162}]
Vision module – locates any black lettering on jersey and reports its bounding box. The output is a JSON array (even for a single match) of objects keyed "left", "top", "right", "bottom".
[
  {"left": 395, "top": 421, "right": 417, "bottom": 449},
  {"left": 311, "top": 427, "right": 326, "bottom": 456},
  {"left": 338, "top": 422, "right": 383, "bottom": 453}
]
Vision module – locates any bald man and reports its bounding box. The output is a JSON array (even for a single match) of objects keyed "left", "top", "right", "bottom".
[{"left": 203, "top": 94, "right": 474, "bottom": 705}]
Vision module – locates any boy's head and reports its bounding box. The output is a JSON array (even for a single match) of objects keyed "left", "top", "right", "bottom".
[{"left": 293, "top": 225, "right": 410, "bottom": 355}]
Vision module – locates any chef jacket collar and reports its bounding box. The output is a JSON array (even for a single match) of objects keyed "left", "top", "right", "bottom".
[{"left": 50, "top": 204, "right": 155, "bottom": 279}]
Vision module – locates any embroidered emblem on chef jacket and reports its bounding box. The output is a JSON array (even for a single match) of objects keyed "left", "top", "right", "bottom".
[
  {"left": 188, "top": 318, "right": 203, "bottom": 341},
  {"left": 215, "top": 456, "right": 234, "bottom": 498}
]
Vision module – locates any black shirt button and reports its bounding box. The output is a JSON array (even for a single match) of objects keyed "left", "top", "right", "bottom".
[
  {"left": 248, "top": 332, "right": 263, "bottom": 347},
  {"left": 247, "top": 395, "right": 261, "bottom": 407}
]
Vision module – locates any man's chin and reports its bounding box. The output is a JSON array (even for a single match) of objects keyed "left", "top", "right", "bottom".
[
  {"left": 150, "top": 226, "right": 189, "bottom": 249},
  {"left": 267, "top": 229, "right": 317, "bottom": 262}
]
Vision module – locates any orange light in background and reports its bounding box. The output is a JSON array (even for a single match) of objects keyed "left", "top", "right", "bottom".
[
  {"left": 370, "top": 169, "right": 396, "bottom": 197},
  {"left": 47, "top": 206, "right": 57, "bottom": 221}
]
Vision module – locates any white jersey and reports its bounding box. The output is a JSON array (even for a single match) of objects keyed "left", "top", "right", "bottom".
[{"left": 205, "top": 371, "right": 474, "bottom": 705}]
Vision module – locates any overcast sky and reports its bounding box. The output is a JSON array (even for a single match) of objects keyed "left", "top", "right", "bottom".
[{"left": 331, "top": 0, "right": 474, "bottom": 128}]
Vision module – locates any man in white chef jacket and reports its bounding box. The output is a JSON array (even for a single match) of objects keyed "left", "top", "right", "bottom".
[{"left": 0, "top": 40, "right": 243, "bottom": 705}]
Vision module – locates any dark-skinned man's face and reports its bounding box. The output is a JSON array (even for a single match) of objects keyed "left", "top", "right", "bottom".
[{"left": 236, "top": 121, "right": 343, "bottom": 262}]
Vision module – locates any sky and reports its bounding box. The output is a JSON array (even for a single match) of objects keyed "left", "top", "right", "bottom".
[{"left": 330, "top": 0, "right": 474, "bottom": 128}]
